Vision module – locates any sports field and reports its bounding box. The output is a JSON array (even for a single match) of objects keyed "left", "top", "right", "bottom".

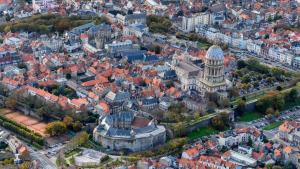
[{"left": 0, "top": 109, "right": 47, "bottom": 137}]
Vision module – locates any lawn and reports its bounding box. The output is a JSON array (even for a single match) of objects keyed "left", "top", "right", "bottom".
[
  {"left": 197, "top": 41, "right": 211, "bottom": 50},
  {"left": 187, "top": 126, "right": 218, "bottom": 140},
  {"left": 238, "top": 112, "right": 262, "bottom": 122},
  {"left": 263, "top": 121, "right": 283, "bottom": 130},
  {"left": 64, "top": 148, "right": 82, "bottom": 158}
]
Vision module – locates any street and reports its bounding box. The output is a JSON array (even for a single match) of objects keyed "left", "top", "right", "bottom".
[
  {"left": 28, "top": 147, "right": 57, "bottom": 169},
  {"left": 0, "top": 126, "right": 57, "bottom": 169}
]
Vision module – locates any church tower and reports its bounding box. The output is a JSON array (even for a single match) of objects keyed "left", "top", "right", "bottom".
[{"left": 199, "top": 45, "right": 226, "bottom": 93}]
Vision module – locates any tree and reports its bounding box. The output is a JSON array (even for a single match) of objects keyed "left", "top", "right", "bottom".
[
  {"left": 211, "top": 115, "right": 224, "bottom": 130},
  {"left": 5, "top": 98, "right": 17, "bottom": 109},
  {"left": 236, "top": 100, "right": 246, "bottom": 116},
  {"left": 72, "top": 121, "right": 83, "bottom": 132},
  {"left": 220, "top": 112, "right": 229, "bottom": 125},
  {"left": 66, "top": 73, "right": 72, "bottom": 79},
  {"left": 154, "top": 45, "right": 161, "bottom": 54},
  {"left": 46, "top": 121, "right": 67, "bottom": 136},
  {"left": 265, "top": 107, "right": 275, "bottom": 116},
  {"left": 256, "top": 91, "right": 285, "bottom": 113},
  {"left": 247, "top": 136, "right": 253, "bottom": 146},
  {"left": 217, "top": 97, "right": 230, "bottom": 108},
  {"left": 228, "top": 87, "right": 239, "bottom": 99},
  {"left": 237, "top": 60, "right": 247, "bottom": 69},
  {"left": 173, "top": 122, "right": 185, "bottom": 137},
  {"left": 19, "top": 161, "right": 31, "bottom": 169},
  {"left": 63, "top": 115, "right": 74, "bottom": 128},
  {"left": 286, "top": 88, "right": 299, "bottom": 102},
  {"left": 273, "top": 93, "right": 284, "bottom": 110},
  {"left": 267, "top": 16, "right": 273, "bottom": 22},
  {"left": 194, "top": 112, "right": 201, "bottom": 120},
  {"left": 241, "top": 75, "right": 251, "bottom": 83},
  {"left": 36, "top": 107, "right": 47, "bottom": 118}
]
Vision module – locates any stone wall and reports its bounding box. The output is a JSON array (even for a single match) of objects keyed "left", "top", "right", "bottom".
[
  {"left": 185, "top": 118, "right": 211, "bottom": 133},
  {"left": 94, "top": 128, "right": 166, "bottom": 152}
]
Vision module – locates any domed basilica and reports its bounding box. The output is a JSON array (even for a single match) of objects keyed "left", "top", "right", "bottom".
[{"left": 171, "top": 45, "right": 227, "bottom": 94}]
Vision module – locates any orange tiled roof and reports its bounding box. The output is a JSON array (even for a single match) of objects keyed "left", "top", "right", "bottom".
[
  {"left": 98, "top": 101, "right": 109, "bottom": 113},
  {"left": 2, "top": 77, "right": 18, "bottom": 87},
  {"left": 25, "top": 86, "right": 58, "bottom": 102}
]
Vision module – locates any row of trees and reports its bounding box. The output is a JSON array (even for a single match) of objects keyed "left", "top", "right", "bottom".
[
  {"left": 205, "top": 92, "right": 230, "bottom": 112},
  {"left": 146, "top": 15, "right": 173, "bottom": 34},
  {"left": 0, "top": 14, "right": 109, "bottom": 34},
  {"left": 211, "top": 112, "right": 230, "bottom": 130},
  {"left": 172, "top": 111, "right": 230, "bottom": 138},
  {"left": 256, "top": 89, "right": 299, "bottom": 116},
  {"left": 36, "top": 84, "right": 78, "bottom": 99},
  {"left": 236, "top": 88, "right": 299, "bottom": 117},
  {"left": 5, "top": 91, "right": 69, "bottom": 121},
  {"left": 175, "top": 32, "right": 228, "bottom": 50},
  {"left": 0, "top": 115, "right": 44, "bottom": 145},
  {"left": 57, "top": 132, "right": 89, "bottom": 167},
  {"left": 45, "top": 115, "right": 83, "bottom": 137},
  {"left": 131, "top": 138, "right": 187, "bottom": 158}
]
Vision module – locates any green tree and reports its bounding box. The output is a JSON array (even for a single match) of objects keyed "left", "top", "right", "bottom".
[
  {"left": 5, "top": 98, "right": 17, "bottom": 109},
  {"left": 236, "top": 100, "right": 246, "bottom": 116},
  {"left": 286, "top": 88, "right": 299, "bottom": 102},
  {"left": 63, "top": 115, "right": 74, "bottom": 128},
  {"left": 66, "top": 73, "right": 72, "bottom": 79},
  {"left": 247, "top": 136, "right": 253, "bottom": 146},
  {"left": 211, "top": 115, "right": 224, "bottom": 130},
  {"left": 237, "top": 60, "right": 247, "bottom": 69},
  {"left": 219, "top": 112, "right": 229, "bottom": 125},
  {"left": 154, "top": 45, "right": 161, "bottom": 54},
  {"left": 228, "top": 87, "right": 239, "bottom": 99},
  {"left": 46, "top": 121, "right": 67, "bottom": 136},
  {"left": 273, "top": 93, "right": 284, "bottom": 110},
  {"left": 265, "top": 107, "right": 275, "bottom": 116},
  {"left": 72, "top": 121, "right": 82, "bottom": 132},
  {"left": 19, "top": 161, "right": 31, "bottom": 169},
  {"left": 173, "top": 122, "right": 185, "bottom": 137}
]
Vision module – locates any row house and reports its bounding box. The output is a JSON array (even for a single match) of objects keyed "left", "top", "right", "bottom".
[
  {"left": 217, "top": 127, "right": 262, "bottom": 147},
  {"left": 196, "top": 25, "right": 298, "bottom": 67},
  {"left": 246, "top": 39, "right": 262, "bottom": 55},
  {"left": 278, "top": 120, "right": 300, "bottom": 142},
  {"left": 293, "top": 57, "right": 300, "bottom": 69},
  {"left": 268, "top": 47, "right": 294, "bottom": 65},
  {"left": 116, "top": 13, "right": 146, "bottom": 26}
]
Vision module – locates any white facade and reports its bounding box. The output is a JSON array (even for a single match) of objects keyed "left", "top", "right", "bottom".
[
  {"left": 222, "top": 150, "right": 257, "bottom": 167},
  {"left": 269, "top": 47, "right": 295, "bottom": 65},
  {"left": 182, "top": 13, "right": 211, "bottom": 32}
]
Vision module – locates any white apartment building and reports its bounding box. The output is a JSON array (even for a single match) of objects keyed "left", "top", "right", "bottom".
[
  {"left": 182, "top": 13, "right": 211, "bottom": 32},
  {"left": 246, "top": 39, "right": 262, "bottom": 55},
  {"left": 269, "top": 47, "right": 295, "bottom": 65}
]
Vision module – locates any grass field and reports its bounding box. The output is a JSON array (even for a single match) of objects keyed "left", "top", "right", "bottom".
[
  {"left": 197, "top": 41, "right": 211, "bottom": 50},
  {"left": 187, "top": 126, "right": 218, "bottom": 140},
  {"left": 64, "top": 148, "right": 82, "bottom": 158},
  {"left": 238, "top": 112, "right": 263, "bottom": 122},
  {"left": 263, "top": 121, "right": 283, "bottom": 130}
]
